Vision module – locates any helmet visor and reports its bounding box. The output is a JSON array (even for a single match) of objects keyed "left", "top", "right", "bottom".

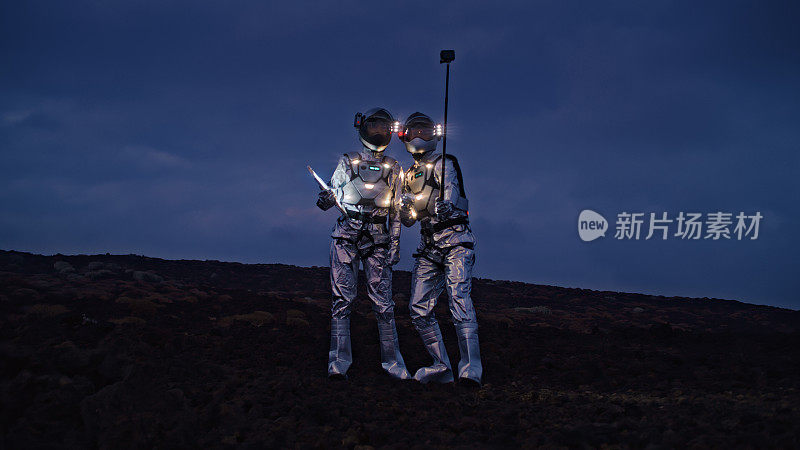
[
  {"left": 360, "top": 117, "right": 392, "bottom": 147},
  {"left": 401, "top": 124, "right": 435, "bottom": 142}
]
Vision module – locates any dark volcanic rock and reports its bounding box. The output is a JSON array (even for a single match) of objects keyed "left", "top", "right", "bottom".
[{"left": 0, "top": 249, "right": 798, "bottom": 448}]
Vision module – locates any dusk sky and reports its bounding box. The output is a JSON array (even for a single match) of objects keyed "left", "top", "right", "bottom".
[{"left": 1, "top": 1, "right": 798, "bottom": 309}]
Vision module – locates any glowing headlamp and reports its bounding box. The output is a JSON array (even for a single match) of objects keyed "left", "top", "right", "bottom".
[
  {"left": 435, "top": 124, "right": 443, "bottom": 137},
  {"left": 392, "top": 121, "right": 401, "bottom": 133}
]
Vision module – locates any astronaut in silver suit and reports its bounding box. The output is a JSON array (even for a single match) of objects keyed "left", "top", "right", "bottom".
[
  {"left": 316, "top": 107, "right": 411, "bottom": 380},
  {"left": 398, "top": 112, "right": 483, "bottom": 386}
]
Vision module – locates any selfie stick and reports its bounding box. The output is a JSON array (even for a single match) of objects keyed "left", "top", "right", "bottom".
[{"left": 439, "top": 49, "right": 455, "bottom": 201}]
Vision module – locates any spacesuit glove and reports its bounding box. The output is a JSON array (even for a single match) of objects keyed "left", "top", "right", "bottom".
[
  {"left": 399, "top": 194, "right": 416, "bottom": 226},
  {"left": 435, "top": 199, "right": 454, "bottom": 221},
  {"left": 316, "top": 190, "right": 336, "bottom": 211},
  {"left": 400, "top": 193, "right": 415, "bottom": 209}
]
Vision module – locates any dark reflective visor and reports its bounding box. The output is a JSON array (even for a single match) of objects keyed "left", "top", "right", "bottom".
[
  {"left": 360, "top": 117, "right": 392, "bottom": 147},
  {"left": 401, "top": 124, "right": 435, "bottom": 142}
]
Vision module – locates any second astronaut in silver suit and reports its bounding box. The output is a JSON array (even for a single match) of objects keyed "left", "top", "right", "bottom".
[
  {"left": 316, "top": 107, "right": 411, "bottom": 380},
  {"left": 398, "top": 112, "right": 483, "bottom": 386}
]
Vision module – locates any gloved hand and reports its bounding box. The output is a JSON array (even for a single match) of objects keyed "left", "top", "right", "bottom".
[
  {"left": 316, "top": 190, "right": 336, "bottom": 211},
  {"left": 400, "top": 193, "right": 415, "bottom": 209},
  {"left": 388, "top": 244, "right": 400, "bottom": 266},
  {"left": 435, "top": 199, "right": 454, "bottom": 221},
  {"left": 399, "top": 194, "right": 416, "bottom": 226}
]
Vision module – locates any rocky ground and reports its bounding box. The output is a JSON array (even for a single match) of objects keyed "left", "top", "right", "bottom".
[{"left": 0, "top": 249, "right": 798, "bottom": 448}]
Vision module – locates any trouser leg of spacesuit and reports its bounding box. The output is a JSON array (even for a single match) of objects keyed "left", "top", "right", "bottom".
[
  {"left": 414, "top": 320, "right": 454, "bottom": 383},
  {"left": 328, "top": 317, "right": 352, "bottom": 378},
  {"left": 454, "top": 321, "right": 482, "bottom": 385},
  {"left": 376, "top": 315, "right": 411, "bottom": 380},
  {"left": 444, "top": 245, "right": 483, "bottom": 385},
  {"left": 364, "top": 246, "right": 411, "bottom": 380},
  {"left": 409, "top": 251, "right": 454, "bottom": 383},
  {"left": 328, "top": 238, "right": 358, "bottom": 378}
]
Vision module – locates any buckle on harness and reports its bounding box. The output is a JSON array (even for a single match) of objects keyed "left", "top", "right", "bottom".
[
  {"left": 421, "top": 216, "right": 470, "bottom": 235},
  {"left": 347, "top": 210, "right": 388, "bottom": 225}
]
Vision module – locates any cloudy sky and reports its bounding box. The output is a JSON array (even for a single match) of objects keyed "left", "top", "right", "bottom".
[{"left": 1, "top": 1, "right": 798, "bottom": 309}]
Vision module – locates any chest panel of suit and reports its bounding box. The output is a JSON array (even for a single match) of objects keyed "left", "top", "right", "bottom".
[
  {"left": 405, "top": 163, "right": 440, "bottom": 219},
  {"left": 341, "top": 157, "right": 394, "bottom": 208}
]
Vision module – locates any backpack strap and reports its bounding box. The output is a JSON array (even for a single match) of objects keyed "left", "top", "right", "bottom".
[{"left": 344, "top": 152, "right": 361, "bottom": 180}]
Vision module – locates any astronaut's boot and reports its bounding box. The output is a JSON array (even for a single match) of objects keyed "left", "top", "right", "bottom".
[
  {"left": 455, "top": 321, "right": 483, "bottom": 387},
  {"left": 412, "top": 321, "right": 454, "bottom": 384},
  {"left": 376, "top": 314, "right": 412, "bottom": 380},
  {"left": 328, "top": 317, "right": 352, "bottom": 379}
]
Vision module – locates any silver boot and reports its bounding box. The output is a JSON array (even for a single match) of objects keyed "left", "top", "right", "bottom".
[
  {"left": 328, "top": 317, "right": 352, "bottom": 378},
  {"left": 455, "top": 321, "right": 483, "bottom": 385},
  {"left": 377, "top": 315, "right": 412, "bottom": 380},
  {"left": 413, "top": 322, "right": 454, "bottom": 384}
]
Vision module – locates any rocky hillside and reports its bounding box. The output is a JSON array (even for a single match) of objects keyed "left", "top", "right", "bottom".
[{"left": 1, "top": 250, "right": 798, "bottom": 448}]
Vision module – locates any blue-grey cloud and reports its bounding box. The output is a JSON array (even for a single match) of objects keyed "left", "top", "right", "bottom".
[{"left": 1, "top": 0, "right": 798, "bottom": 309}]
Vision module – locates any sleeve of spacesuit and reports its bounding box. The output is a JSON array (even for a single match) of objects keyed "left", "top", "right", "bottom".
[
  {"left": 329, "top": 156, "right": 350, "bottom": 204},
  {"left": 388, "top": 163, "right": 403, "bottom": 244},
  {"left": 397, "top": 169, "right": 416, "bottom": 227}
]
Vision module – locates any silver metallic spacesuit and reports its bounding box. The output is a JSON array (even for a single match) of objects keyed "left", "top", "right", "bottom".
[
  {"left": 398, "top": 112, "right": 483, "bottom": 386},
  {"left": 316, "top": 107, "right": 411, "bottom": 380}
]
